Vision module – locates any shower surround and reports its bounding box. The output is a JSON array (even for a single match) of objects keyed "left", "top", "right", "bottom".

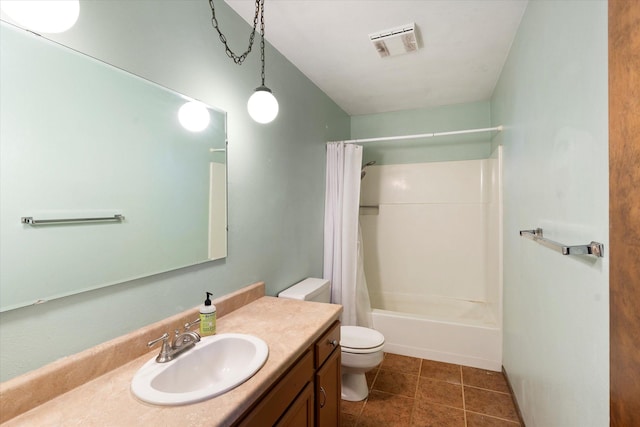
[{"left": 360, "top": 147, "right": 502, "bottom": 370}]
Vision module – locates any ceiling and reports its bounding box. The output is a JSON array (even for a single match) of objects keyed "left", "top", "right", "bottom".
[{"left": 225, "top": 0, "right": 528, "bottom": 116}]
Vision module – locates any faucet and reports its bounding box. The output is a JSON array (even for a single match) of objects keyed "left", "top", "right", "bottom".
[{"left": 148, "top": 320, "right": 201, "bottom": 363}]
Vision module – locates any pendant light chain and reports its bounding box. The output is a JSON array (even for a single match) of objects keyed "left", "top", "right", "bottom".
[
  {"left": 209, "top": 0, "right": 278, "bottom": 123},
  {"left": 259, "top": 0, "right": 266, "bottom": 86},
  {"left": 208, "top": 0, "right": 264, "bottom": 66}
]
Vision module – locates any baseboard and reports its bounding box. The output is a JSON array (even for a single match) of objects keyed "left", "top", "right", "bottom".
[{"left": 502, "top": 366, "right": 526, "bottom": 426}]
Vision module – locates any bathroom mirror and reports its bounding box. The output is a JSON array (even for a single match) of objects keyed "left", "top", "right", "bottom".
[{"left": 0, "top": 22, "right": 227, "bottom": 312}]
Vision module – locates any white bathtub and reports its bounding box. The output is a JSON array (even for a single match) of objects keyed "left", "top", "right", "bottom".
[
  {"left": 361, "top": 152, "right": 503, "bottom": 372},
  {"left": 370, "top": 292, "right": 502, "bottom": 371}
]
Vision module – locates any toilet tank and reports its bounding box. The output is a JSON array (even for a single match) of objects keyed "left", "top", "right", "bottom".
[{"left": 278, "top": 278, "right": 331, "bottom": 303}]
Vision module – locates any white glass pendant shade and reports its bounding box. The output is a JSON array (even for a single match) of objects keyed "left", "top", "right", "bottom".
[
  {"left": 247, "top": 86, "right": 279, "bottom": 124},
  {"left": 178, "top": 101, "right": 211, "bottom": 132},
  {"left": 1, "top": 0, "right": 80, "bottom": 33}
]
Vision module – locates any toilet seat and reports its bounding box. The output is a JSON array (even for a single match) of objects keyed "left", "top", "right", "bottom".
[{"left": 340, "top": 326, "right": 385, "bottom": 354}]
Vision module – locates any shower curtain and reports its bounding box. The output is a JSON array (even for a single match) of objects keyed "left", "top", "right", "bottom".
[{"left": 323, "top": 142, "right": 372, "bottom": 327}]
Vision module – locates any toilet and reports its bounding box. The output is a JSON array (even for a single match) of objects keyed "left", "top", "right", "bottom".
[{"left": 278, "top": 278, "right": 385, "bottom": 401}]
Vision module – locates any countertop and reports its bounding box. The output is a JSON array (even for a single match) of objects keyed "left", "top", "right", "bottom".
[{"left": 2, "top": 296, "right": 342, "bottom": 426}]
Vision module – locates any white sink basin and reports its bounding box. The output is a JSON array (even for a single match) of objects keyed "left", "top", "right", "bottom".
[{"left": 131, "top": 333, "right": 269, "bottom": 405}]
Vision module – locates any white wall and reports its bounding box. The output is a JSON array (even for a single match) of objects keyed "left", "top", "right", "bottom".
[
  {"left": 360, "top": 157, "right": 500, "bottom": 321},
  {"left": 491, "top": 1, "right": 609, "bottom": 425}
]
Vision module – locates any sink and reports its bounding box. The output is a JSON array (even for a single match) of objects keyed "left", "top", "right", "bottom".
[{"left": 131, "top": 333, "right": 269, "bottom": 405}]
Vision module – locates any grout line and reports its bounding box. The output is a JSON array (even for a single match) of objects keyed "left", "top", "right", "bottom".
[
  {"left": 464, "top": 384, "right": 512, "bottom": 394},
  {"left": 461, "top": 365, "right": 468, "bottom": 427},
  {"left": 465, "top": 410, "right": 521, "bottom": 425},
  {"left": 408, "top": 358, "right": 423, "bottom": 426},
  {"left": 416, "top": 358, "right": 423, "bottom": 393}
]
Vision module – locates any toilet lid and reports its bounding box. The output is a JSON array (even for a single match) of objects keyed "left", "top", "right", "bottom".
[{"left": 340, "top": 326, "right": 385, "bottom": 352}]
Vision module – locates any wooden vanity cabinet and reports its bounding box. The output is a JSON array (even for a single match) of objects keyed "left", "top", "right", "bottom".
[
  {"left": 235, "top": 351, "right": 314, "bottom": 427},
  {"left": 276, "top": 382, "right": 314, "bottom": 427},
  {"left": 314, "top": 322, "right": 341, "bottom": 427},
  {"left": 235, "top": 321, "right": 341, "bottom": 427}
]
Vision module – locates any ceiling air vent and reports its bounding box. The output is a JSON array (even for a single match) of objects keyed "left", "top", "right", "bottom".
[{"left": 369, "top": 23, "right": 418, "bottom": 58}]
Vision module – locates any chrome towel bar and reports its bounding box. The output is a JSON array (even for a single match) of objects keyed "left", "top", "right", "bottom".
[
  {"left": 21, "top": 214, "right": 125, "bottom": 225},
  {"left": 519, "top": 228, "right": 604, "bottom": 258}
]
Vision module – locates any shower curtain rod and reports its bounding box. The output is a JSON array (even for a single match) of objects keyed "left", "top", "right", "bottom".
[{"left": 329, "top": 125, "right": 503, "bottom": 144}]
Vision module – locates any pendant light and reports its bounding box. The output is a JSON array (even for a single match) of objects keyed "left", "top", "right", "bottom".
[
  {"left": 247, "top": 86, "right": 278, "bottom": 124},
  {"left": 208, "top": 0, "right": 278, "bottom": 124}
]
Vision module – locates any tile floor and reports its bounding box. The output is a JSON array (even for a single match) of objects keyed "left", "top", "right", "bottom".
[{"left": 341, "top": 353, "right": 522, "bottom": 427}]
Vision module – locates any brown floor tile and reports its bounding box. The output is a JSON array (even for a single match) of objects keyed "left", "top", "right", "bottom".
[
  {"left": 420, "top": 359, "right": 462, "bottom": 384},
  {"left": 466, "top": 411, "right": 521, "bottom": 426},
  {"left": 341, "top": 359, "right": 522, "bottom": 427},
  {"left": 382, "top": 353, "right": 422, "bottom": 375},
  {"left": 416, "top": 377, "right": 464, "bottom": 409},
  {"left": 357, "top": 390, "right": 414, "bottom": 427},
  {"left": 373, "top": 369, "right": 419, "bottom": 398},
  {"left": 462, "top": 367, "right": 510, "bottom": 393},
  {"left": 411, "top": 400, "right": 465, "bottom": 427},
  {"left": 341, "top": 412, "right": 358, "bottom": 427},
  {"left": 341, "top": 398, "right": 366, "bottom": 416},
  {"left": 365, "top": 365, "right": 380, "bottom": 390},
  {"left": 464, "top": 387, "right": 519, "bottom": 422}
]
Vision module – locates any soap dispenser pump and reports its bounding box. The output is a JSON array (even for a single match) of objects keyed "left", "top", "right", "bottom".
[{"left": 199, "top": 292, "right": 216, "bottom": 336}]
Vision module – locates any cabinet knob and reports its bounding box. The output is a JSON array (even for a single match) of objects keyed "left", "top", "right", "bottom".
[
  {"left": 328, "top": 339, "right": 338, "bottom": 347},
  {"left": 319, "top": 386, "right": 327, "bottom": 408}
]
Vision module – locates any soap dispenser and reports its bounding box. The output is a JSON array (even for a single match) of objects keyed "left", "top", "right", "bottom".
[{"left": 199, "top": 292, "right": 216, "bottom": 336}]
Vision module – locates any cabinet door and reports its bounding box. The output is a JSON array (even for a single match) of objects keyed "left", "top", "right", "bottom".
[
  {"left": 315, "top": 348, "right": 341, "bottom": 427},
  {"left": 276, "top": 382, "right": 314, "bottom": 427},
  {"left": 236, "top": 351, "right": 313, "bottom": 427}
]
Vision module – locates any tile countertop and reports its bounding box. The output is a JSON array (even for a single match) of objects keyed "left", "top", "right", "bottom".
[{"left": 2, "top": 296, "right": 342, "bottom": 427}]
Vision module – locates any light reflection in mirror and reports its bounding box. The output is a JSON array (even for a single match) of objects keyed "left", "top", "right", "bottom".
[
  {"left": 179, "top": 101, "right": 211, "bottom": 132},
  {"left": 0, "top": 0, "right": 80, "bottom": 33}
]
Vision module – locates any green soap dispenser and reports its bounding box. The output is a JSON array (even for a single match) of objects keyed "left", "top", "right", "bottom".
[{"left": 199, "top": 292, "right": 216, "bottom": 336}]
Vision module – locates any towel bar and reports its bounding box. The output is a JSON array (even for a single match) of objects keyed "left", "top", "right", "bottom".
[
  {"left": 21, "top": 214, "right": 125, "bottom": 225},
  {"left": 519, "top": 228, "right": 604, "bottom": 258}
]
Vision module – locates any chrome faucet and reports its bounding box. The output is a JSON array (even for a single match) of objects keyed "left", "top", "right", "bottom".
[{"left": 148, "top": 320, "right": 201, "bottom": 363}]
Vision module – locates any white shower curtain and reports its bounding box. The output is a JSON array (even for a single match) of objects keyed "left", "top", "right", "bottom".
[{"left": 323, "top": 142, "right": 372, "bottom": 327}]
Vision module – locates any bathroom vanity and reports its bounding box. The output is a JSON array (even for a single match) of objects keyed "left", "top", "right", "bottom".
[
  {"left": 237, "top": 321, "right": 341, "bottom": 427},
  {"left": 0, "top": 283, "right": 342, "bottom": 426}
]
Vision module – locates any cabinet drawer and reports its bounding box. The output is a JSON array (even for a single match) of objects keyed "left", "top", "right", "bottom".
[
  {"left": 236, "top": 350, "right": 314, "bottom": 427},
  {"left": 314, "top": 321, "right": 340, "bottom": 368}
]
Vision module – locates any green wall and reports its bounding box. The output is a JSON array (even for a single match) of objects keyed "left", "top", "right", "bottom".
[
  {"left": 491, "top": 1, "right": 609, "bottom": 425},
  {"left": 1, "top": 11, "right": 611, "bottom": 426},
  {"left": 0, "top": 0, "right": 349, "bottom": 381},
  {"left": 351, "top": 101, "right": 493, "bottom": 165}
]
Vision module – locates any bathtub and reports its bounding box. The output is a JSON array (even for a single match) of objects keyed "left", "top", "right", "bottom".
[
  {"left": 360, "top": 153, "right": 503, "bottom": 372},
  {"left": 370, "top": 292, "right": 502, "bottom": 371}
]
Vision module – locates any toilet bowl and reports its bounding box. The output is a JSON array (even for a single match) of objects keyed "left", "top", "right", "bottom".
[
  {"left": 278, "top": 278, "right": 385, "bottom": 402},
  {"left": 340, "top": 326, "right": 385, "bottom": 401}
]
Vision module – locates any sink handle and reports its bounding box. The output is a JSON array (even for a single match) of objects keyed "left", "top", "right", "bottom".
[
  {"left": 148, "top": 333, "right": 169, "bottom": 348},
  {"left": 148, "top": 333, "right": 173, "bottom": 363},
  {"left": 184, "top": 318, "right": 201, "bottom": 331}
]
